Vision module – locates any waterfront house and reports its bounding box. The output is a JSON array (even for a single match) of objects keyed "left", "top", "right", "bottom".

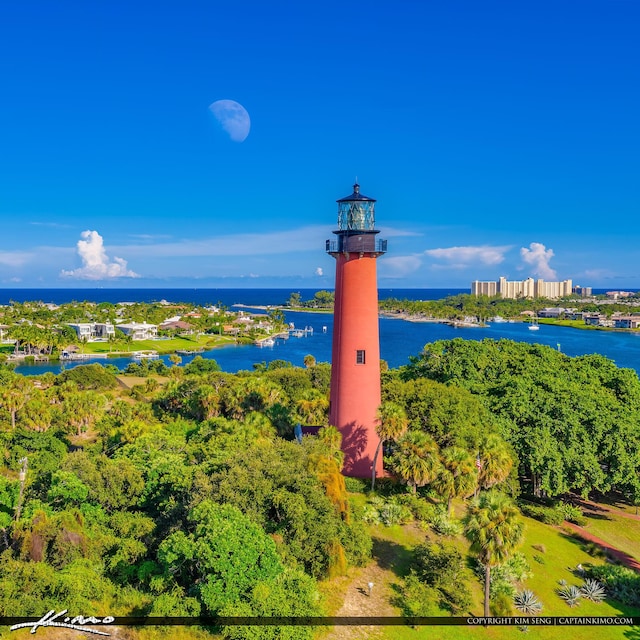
[
  {"left": 584, "top": 313, "right": 607, "bottom": 327},
  {"left": 613, "top": 315, "right": 640, "bottom": 329},
  {"left": 94, "top": 322, "right": 116, "bottom": 339},
  {"left": 116, "top": 322, "right": 158, "bottom": 340},
  {"left": 67, "top": 322, "right": 115, "bottom": 341},
  {"left": 66, "top": 323, "right": 94, "bottom": 341},
  {"left": 538, "top": 307, "right": 577, "bottom": 319},
  {"left": 159, "top": 320, "right": 195, "bottom": 334}
]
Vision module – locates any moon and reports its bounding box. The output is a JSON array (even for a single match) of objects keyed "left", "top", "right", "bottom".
[{"left": 209, "top": 99, "right": 251, "bottom": 142}]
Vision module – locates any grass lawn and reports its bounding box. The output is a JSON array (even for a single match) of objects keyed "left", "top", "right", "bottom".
[
  {"left": 81, "top": 334, "right": 235, "bottom": 356},
  {"left": 115, "top": 374, "right": 170, "bottom": 390},
  {"left": 331, "top": 510, "right": 640, "bottom": 640},
  {"left": 578, "top": 511, "right": 640, "bottom": 564}
]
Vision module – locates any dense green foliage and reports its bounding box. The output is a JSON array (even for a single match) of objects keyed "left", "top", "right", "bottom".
[
  {"left": 401, "top": 338, "right": 640, "bottom": 499},
  {"left": 0, "top": 361, "right": 360, "bottom": 638},
  {"left": 2, "top": 323, "right": 640, "bottom": 633},
  {"left": 411, "top": 542, "right": 473, "bottom": 612},
  {"left": 586, "top": 564, "right": 640, "bottom": 607}
]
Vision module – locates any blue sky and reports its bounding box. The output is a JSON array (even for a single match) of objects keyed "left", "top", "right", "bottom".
[{"left": 1, "top": 1, "right": 638, "bottom": 289}]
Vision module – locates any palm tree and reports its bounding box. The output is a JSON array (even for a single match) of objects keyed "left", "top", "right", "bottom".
[
  {"left": 317, "top": 425, "right": 344, "bottom": 469},
  {"left": 296, "top": 389, "right": 329, "bottom": 426},
  {"left": 390, "top": 430, "right": 440, "bottom": 494},
  {"left": 372, "top": 401, "right": 408, "bottom": 490},
  {"left": 18, "top": 393, "right": 53, "bottom": 432},
  {"left": 433, "top": 446, "right": 478, "bottom": 511},
  {"left": 0, "top": 376, "right": 31, "bottom": 429},
  {"left": 463, "top": 491, "right": 524, "bottom": 617},
  {"left": 63, "top": 391, "right": 105, "bottom": 436},
  {"left": 477, "top": 434, "right": 514, "bottom": 491}
]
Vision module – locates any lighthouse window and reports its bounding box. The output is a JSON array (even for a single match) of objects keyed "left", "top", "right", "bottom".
[{"left": 356, "top": 350, "right": 366, "bottom": 365}]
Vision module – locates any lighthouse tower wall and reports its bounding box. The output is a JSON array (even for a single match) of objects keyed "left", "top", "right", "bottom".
[{"left": 329, "top": 252, "right": 383, "bottom": 478}]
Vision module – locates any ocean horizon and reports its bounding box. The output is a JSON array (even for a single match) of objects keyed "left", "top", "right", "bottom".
[{"left": 0, "top": 287, "right": 626, "bottom": 307}]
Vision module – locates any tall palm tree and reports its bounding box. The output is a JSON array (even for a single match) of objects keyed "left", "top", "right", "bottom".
[
  {"left": 463, "top": 491, "right": 524, "bottom": 617},
  {"left": 372, "top": 401, "right": 408, "bottom": 490},
  {"left": 477, "top": 434, "right": 514, "bottom": 491},
  {"left": 433, "top": 446, "right": 478, "bottom": 511},
  {"left": 390, "top": 430, "right": 440, "bottom": 494},
  {"left": 0, "top": 376, "right": 32, "bottom": 429},
  {"left": 63, "top": 391, "right": 105, "bottom": 436}
]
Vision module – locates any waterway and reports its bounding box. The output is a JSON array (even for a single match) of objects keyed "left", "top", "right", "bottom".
[{"left": 12, "top": 310, "right": 640, "bottom": 377}]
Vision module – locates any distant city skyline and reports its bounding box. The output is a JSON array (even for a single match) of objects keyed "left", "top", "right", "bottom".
[{"left": 1, "top": 1, "right": 639, "bottom": 289}]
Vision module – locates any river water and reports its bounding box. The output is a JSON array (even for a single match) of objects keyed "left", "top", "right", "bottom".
[{"left": 12, "top": 310, "right": 640, "bottom": 377}]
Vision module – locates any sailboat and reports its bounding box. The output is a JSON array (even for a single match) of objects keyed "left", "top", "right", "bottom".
[{"left": 528, "top": 316, "right": 540, "bottom": 331}]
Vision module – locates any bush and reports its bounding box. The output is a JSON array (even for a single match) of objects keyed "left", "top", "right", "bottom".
[
  {"left": 586, "top": 565, "right": 640, "bottom": 606},
  {"left": 57, "top": 364, "right": 118, "bottom": 390},
  {"left": 378, "top": 501, "right": 412, "bottom": 526},
  {"left": 420, "top": 504, "right": 462, "bottom": 536},
  {"left": 344, "top": 477, "right": 368, "bottom": 493},
  {"left": 398, "top": 573, "right": 440, "bottom": 617},
  {"left": 395, "top": 494, "right": 437, "bottom": 522},
  {"left": 560, "top": 503, "right": 587, "bottom": 526},
  {"left": 519, "top": 502, "right": 565, "bottom": 525},
  {"left": 362, "top": 496, "right": 413, "bottom": 526},
  {"left": 413, "top": 542, "right": 472, "bottom": 613},
  {"left": 491, "top": 592, "right": 514, "bottom": 616}
]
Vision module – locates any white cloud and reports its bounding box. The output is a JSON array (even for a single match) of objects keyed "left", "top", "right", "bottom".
[
  {"left": 382, "top": 255, "right": 423, "bottom": 276},
  {"left": 520, "top": 242, "right": 557, "bottom": 279},
  {"left": 60, "top": 230, "right": 139, "bottom": 280},
  {"left": 315, "top": 267, "right": 324, "bottom": 276},
  {"left": 111, "top": 225, "right": 329, "bottom": 259},
  {"left": 424, "top": 245, "right": 510, "bottom": 268},
  {"left": 0, "top": 251, "right": 33, "bottom": 267},
  {"left": 30, "top": 221, "right": 72, "bottom": 228},
  {"left": 378, "top": 226, "right": 422, "bottom": 238}
]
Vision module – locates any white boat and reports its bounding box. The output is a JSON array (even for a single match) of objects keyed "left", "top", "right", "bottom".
[
  {"left": 133, "top": 350, "right": 159, "bottom": 359},
  {"left": 528, "top": 317, "right": 540, "bottom": 331},
  {"left": 257, "top": 338, "right": 275, "bottom": 347},
  {"left": 491, "top": 316, "right": 508, "bottom": 323}
]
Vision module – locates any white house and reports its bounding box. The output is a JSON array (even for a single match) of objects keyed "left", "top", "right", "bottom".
[
  {"left": 66, "top": 322, "right": 116, "bottom": 341},
  {"left": 116, "top": 322, "right": 158, "bottom": 340}
]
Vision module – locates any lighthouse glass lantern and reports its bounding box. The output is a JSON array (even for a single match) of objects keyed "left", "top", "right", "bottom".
[{"left": 337, "top": 184, "right": 376, "bottom": 231}]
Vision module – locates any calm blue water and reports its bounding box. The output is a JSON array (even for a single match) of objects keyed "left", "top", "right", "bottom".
[{"left": 9, "top": 298, "right": 640, "bottom": 377}]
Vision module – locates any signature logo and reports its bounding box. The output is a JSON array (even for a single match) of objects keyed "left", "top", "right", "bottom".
[{"left": 10, "top": 609, "right": 115, "bottom": 636}]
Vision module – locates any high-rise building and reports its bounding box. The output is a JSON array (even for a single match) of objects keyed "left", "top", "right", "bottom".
[
  {"left": 326, "top": 183, "right": 387, "bottom": 478},
  {"left": 472, "top": 277, "right": 573, "bottom": 299}
]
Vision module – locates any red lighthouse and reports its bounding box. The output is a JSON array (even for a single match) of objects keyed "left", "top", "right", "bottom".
[{"left": 327, "top": 183, "right": 387, "bottom": 478}]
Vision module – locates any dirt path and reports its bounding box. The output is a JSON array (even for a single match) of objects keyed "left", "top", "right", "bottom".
[
  {"left": 562, "top": 521, "right": 640, "bottom": 572},
  {"left": 569, "top": 496, "right": 640, "bottom": 522},
  {"left": 318, "top": 533, "right": 419, "bottom": 640},
  {"left": 319, "top": 563, "right": 398, "bottom": 640}
]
